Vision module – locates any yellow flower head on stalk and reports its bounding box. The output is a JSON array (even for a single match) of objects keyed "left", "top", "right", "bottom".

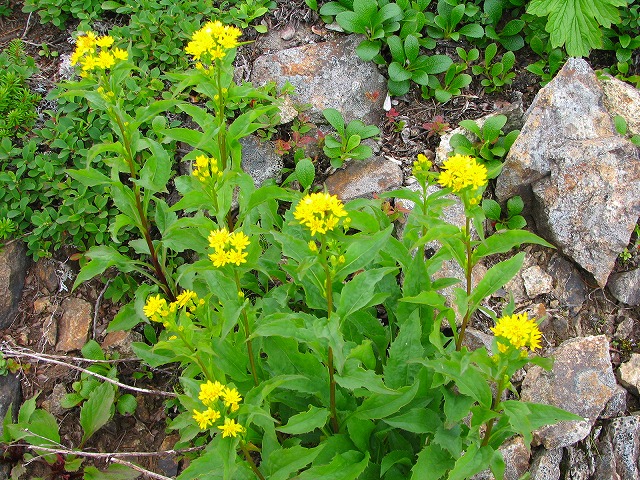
[
  {"left": 491, "top": 312, "right": 542, "bottom": 353},
  {"left": 71, "top": 32, "right": 128, "bottom": 74},
  {"left": 192, "top": 407, "right": 221, "bottom": 430},
  {"left": 221, "top": 387, "right": 242, "bottom": 412},
  {"left": 412, "top": 153, "right": 433, "bottom": 179},
  {"left": 293, "top": 192, "right": 348, "bottom": 236},
  {"left": 218, "top": 417, "right": 245, "bottom": 438},
  {"left": 438, "top": 154, "right": 488, "bottom": 193},
  {"left": 143, "top": 294, "right": 168, "bottom": 322},
  {"left": 175, "top": 290, "right": 198, "bottom": 309},
  {"left": 192, "top": 154, "right": 222, "bottom": 183},
  {"left": 199, "top": 380, "right": 226, "bottom": 406},
  {"left": 208, "top": 229, "right": 250, "bottom": 267},
  {"left": 185, "top": 20, "right": 242, "bottom": 64}
]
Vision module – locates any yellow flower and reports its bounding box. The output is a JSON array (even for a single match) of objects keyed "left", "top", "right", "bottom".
[
  {"left": 143, "top": 295, "right": 167, "bottom": 321},
  {"left": 112, "top": 47, "right": 128, "bottom": 61},
  {"left": 96, "top": 35, "right": 114, "bottom": 48},
  {"left": 185, "top": 21, "right": 242, "bottom": 64},
  {"left": 199, "top": 380, "right": 225, "bottom": 406},
  {"left": 438, "top": 154, "right": 487, "bottom": 193},
  {"left": 218, "top": 418, "right": 244, "bottom": 438},
  {"left": 208, "top": 228, "right": 230, "bottom": 250},
  {"left": 221, "top": 387, "right": 242, "bottom": 412},
  {"left": 293, "top": 192, "right": 348, "bottom": 236},
  {"left": 308, "top": 240, "right": 318, "bottom": 252},
  {"left": 491, "top": 312, "right": 542, "bottom": 353},
  {"left": 175, "top": 290, "right": 198, "bottom": 309},
  {"left": 71, "top": 31, "right": 127, "bottom": 73},
  {"left": 412, "top": 153, "right": 433, "bottom": 178},
  {"left": 193, "top": 407, "right": 221, "bottom": 430},
  {"left": 192, "top": 154, "right": 221, "bottom": 182},
  {"left": 207, "top": 229, "right": 250, "bottom": 267}
]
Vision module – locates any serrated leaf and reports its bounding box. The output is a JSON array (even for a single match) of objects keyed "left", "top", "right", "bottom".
[
  {"left": 527, "top": 0, "right": 626, "bottom": 57},
  {"left": 506, "top": 195, "right": 525, "bottom": 215},
  {"left": 80, "top": 382, "right": 115, "bottom": 444}
]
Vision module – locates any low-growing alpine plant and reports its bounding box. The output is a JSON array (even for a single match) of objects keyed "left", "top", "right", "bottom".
[{"left": 4, "top": 18, "right": 584, "bottom": 480}]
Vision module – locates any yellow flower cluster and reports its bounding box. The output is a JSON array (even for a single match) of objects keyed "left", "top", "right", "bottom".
[
  {"left": 70, "top": 31, "right": 128, "bottom": 74},
  {"left": 438, "top": 154, "right": 488, "bottom": 193},
  {"left": 412, "top": 153, "right": 433, "bottom": 179},
  {"left": 491, "top": 312, "right": 542, "bottom": 353},
  {"left": 293, "top": 192, "right": 348, "bottom": 236},
  {"left": 208, "top": 229, "right": 250, "bottom": 267},
  {"left": 143, "top": 290, "right": 201, "bottom": 324},
  {"left": 192, "top": 380, "right": 245, "bottom": 437},
  {"left": 192, "top": 154, "right": 222, "bottom": 183},
  {"left": 185, "top": 20, "right": 242, "bottom": 64}
]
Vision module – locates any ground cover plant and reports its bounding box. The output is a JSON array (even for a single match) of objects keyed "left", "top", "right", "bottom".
[{"left": 1, "top": 0, "right": 640, "bottom": 478}]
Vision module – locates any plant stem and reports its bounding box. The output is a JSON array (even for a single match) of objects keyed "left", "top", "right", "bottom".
[
  {"left": 240, "top": 441, "right": 265, "bottom": 480},
  {"left": 481, "top": 368, "right": 507, "bottom": 447},
  {"left": 320, "top": 236, "right": 339, "bottom": 433},
  {"left": 216, "top": 62, "right": 228, "bottom": 171},
  {"left": 235, "top": 272, "right": 259, "bottom": 386},
  {"left": 455, "top": 215, "right": 473, "bottom": 351},
  {"left": 113, "top": 109, "right": 176, "bottom": 301}
]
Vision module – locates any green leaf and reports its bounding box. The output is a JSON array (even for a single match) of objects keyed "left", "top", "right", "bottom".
[
  {"left": 389, "top": 62, "right": 413, "bottom": 82},
  {"left": 355, "top": 381, "right": 419, "bottom": 420},
  {"left": 473, "top": 231, "right": 553, "bottom": 261},
  {"left": 423, "top": 55, "right": 454, "bottom": 74},
  {"left": 506, "top": 195, "right": 525, "bottom": 216},
  {"left": 297, "top": 451, "right": 370, "bottom": 480},
  {"left": 137, "top": 141, "right": 172, "bottom": 193},
  {"left": 468, "top": 252, "right": 525, "bottom": 312},
  {"left": 334, "top": 225, "right": 393, "bottom": 282},
  {"left": 80, "top": 382, "right": 115, "bottom": 444},
  {"left": 527, "top": 0, "right": 626, "bottom": 57},
  {"left": 277, "top": 406, "right": 330, "bottom": 434},
  {"left": 337, "top": 267, "right": 398, "bottom": 319},
  {"left": 458, "top": 23, "right": 484, "bottom": 39},
  {"left": 507, "top": 215, "right": 527, "bottom": 230},
  {"left": 263, "top": 445, "right": 322, "bottom": 480},
  {"left": 448, "top": 444, "right": 494, "bottom": 480},
  {"left": 81, "top": 340, "right": 105, "bottom": 361},
  {"left": 323, "top": 108, "right": 345, "bottom": 135},
  {"left": 411, "top": 443, "right": 455, "bottom": 480},
  {"left": 482, "top": 199, "right": 502, "bottom": 221},
  {"left": 356, "top": 40, "right": 381, "bottom": 61},
  {"left": 404, "top": 34, "right": 420, "bottom": 62},
  {"left": 84, "top": 463, "right": 140, "bottom": 479},
  {"left": 295, "top": 158, "right": 315, "bottom": 190},
  {"left": 67, "top": 168, "right": 112, "bottom": 187},
  {"left": 116, "top": 394, "right": 137, "bottom": 416},
  {"left": 384, "top": 310, "right": 423, "bottom": 389},
  {"left": 384, "top": 408, "right": 441, "bottom": 434},
  {"left": 614, "top": 115, "right": 628, "bottom": 135}
]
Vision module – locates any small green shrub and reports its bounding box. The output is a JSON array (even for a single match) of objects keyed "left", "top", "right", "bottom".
[
  {"left": 23, "top": 0, "right": 104, "bottom": 27},
  {"left": 0, "top": 40, "right": 41, "bottom": 139}
]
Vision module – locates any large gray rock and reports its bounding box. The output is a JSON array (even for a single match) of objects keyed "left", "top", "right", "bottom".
[
  {"left": 602, "top": 74, "right": 640, "bottom": 136},
  {"left": 618, "top": 353, "right": 640, "bottom": 396},
  {"left": 607, "top": 268, "right": 640, "bottom": 306},
  {"left": 0, "top": 373, "right": 21, "bottom": 434},
  {"left": 325, "top": 156, "right": 403, "bottom": 202},
  {"left": 596, "top": 415, "right": 640, "bottom": 480},
  {"left": 530, "top": 447, "right": 563, "bottom": 480},
  {"left": 240, "top": 135, "right": 283, "bottom": 188},
  {"left": 0, "top": 241, "right": 28, "bottom": 330},
  {"left": 496, "top": 58, "right": 640, "bottom": 287},
  {"left": 521, "top": 335, "right": 616, "bottom": 449},
  {"left": 251, "top": 35, "right": 387, "bottom": 125}
]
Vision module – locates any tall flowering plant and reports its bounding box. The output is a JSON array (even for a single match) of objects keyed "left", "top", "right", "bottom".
[{"left": 54, "top": 19, "right": 583, "bottom": 480}]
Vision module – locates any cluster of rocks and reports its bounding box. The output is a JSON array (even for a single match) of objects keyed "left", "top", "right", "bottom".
[{"left": 2, "top": 29, "right": 640, "bottom": 479}]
